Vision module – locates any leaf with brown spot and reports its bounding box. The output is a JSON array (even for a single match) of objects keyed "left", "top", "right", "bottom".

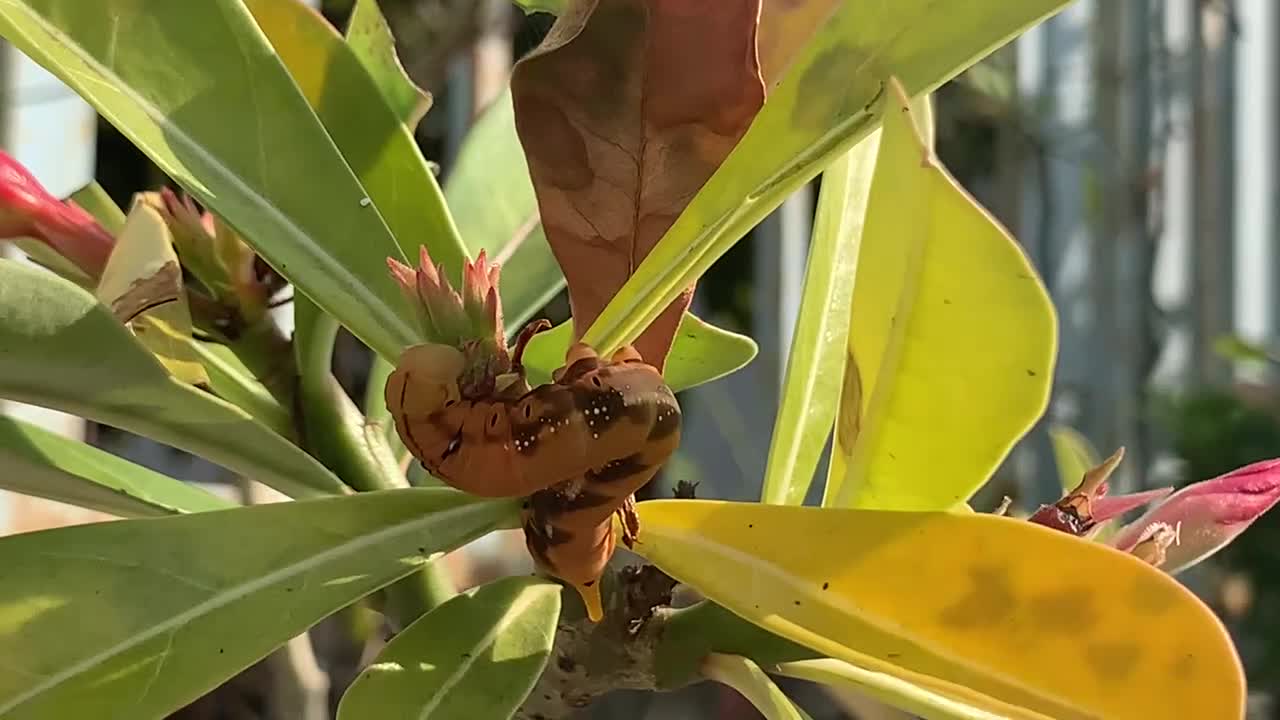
[
  {"left": 511, "top": 0, "right": 765, "bottom": 368},
  {"left": 95, "top": 198, "right": 208, "bottom": 387}
]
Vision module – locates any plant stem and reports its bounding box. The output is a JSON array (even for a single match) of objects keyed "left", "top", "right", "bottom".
[{"left": 293, "top": 297, "right": 457, "bottom": 620}]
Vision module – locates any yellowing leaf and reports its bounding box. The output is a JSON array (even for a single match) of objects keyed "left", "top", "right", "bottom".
[
  {"left": 1049, "top": 424, "right": 1102, "bottom": 496},
  {"left": 95, "top": 198, "right": 208, "bottom": 386},
  {"left": 632, "top": 499, "right": 1245, "bottom": 720},
  {"left": 827, "top": 79, "right": 1056, "bottom": 510}
]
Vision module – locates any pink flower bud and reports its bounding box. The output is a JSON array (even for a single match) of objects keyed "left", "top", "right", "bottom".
[
  {"left": 386, "top": 246, "right": 512, "bottom": 397},
  {"left": 0, "top": 151, "right": 113, "bottom": 277},
  {"left": 1110, "top": 458, "right": 1280, "bottom": 574}
]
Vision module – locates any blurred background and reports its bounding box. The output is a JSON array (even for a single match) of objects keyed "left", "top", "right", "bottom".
[{"left": 3, "top": 0, "right": 1279, "bottom": 718}]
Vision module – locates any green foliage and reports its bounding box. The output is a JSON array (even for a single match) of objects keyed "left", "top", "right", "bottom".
[
  {"left": 0, "top": 0, "right": 417, "bottom": 359},
  {"left": 337, "top": 576, "right": 560, "bottom": 719},
  {"left": 0, "top": 490, "right": 516, "bottom": 718},
  {"left": 0, "top": 261, "right": 345, "bottom": 499},
  {"left": 0, "top": 2, "right": 1248, "bottom": 719},
  {"left": 0, "top": 415, "right": 233, "bottom": 517}
]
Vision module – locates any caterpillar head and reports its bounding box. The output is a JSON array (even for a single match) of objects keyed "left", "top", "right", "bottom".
[
  {"left": 385, "top": 343, "right": 465, "bottom": 472},
  {"left": 385, "top": 343, "right": 465, "bottom": 418}
]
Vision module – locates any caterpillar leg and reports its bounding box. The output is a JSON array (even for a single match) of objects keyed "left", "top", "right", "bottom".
[
  {"left": 617, "top": 494, "right": 640, "bottom": 549},
  {"left": 511, "top": 318, "right": 553, "bottom": 369}
]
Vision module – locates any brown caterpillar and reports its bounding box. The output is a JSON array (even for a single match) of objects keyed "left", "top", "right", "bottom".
[{"left": 385, "top": 329, "right": 681, "bottom": 621}]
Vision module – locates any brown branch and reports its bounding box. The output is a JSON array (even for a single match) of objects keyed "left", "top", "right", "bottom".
[{"left": 514, "top": 564, "right": 679, "bottom": 720}]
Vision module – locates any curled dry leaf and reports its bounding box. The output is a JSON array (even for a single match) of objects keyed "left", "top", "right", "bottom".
[{"left": 511, "top": 0, "right": 765, "bottom": 368}]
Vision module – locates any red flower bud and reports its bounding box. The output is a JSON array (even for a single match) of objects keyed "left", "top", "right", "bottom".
[{"left": 0, "top": 151, "right": 113, "bottom": 277}]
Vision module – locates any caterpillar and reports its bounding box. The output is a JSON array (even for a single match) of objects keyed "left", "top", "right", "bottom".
[{"left": 385, "top": 328, "right": 682, "bottom": 621}]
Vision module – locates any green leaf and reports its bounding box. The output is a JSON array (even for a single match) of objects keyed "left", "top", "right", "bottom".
[
  {"left": 446, "top": 90, "right": 564, "bottom": 332},
  {"left": 0, "top": 415, "right": 233, "bottom": 517},
  {"left": 761, "top": 133, "right": 881, "bottom": 506},
  {"left": 11, "top": 238, "right": 92, "bottom": 287},
  {"left": 702, "top": 654, "right": 807, "bottom": 720},
  {"left": 77, "top": 186, "right": 295, "bottom": 433},
  {"left": 344, "top": 0, "right": 431, "bottom": 129},
  {"left": 633, "top": 499, "right": 1246, "bottom": 720},
  {"left": 0, "top": 0, "right": 417, "bottom": 359},
  {"left": 95, "top": 198, "right": 209, "bottom": 386},
  {"left": 581, "top": 0, "right": 1072, "bottom": 358},
  {"left": 825, "top": 80, "right": 1055, "bottom": 511},
  {"left": 246, "top": 0, "right": 467, "bottom": 296},
  {"left": 522, "top": 312, "right": 757, "bottom": 392},
  {"left": 1048, "top": 424, "right": 1101, "bottom": 496},
  {"left": 187, "top": 339, "right": 293, "bottom": 439},
  {"left": 512, "top": 0, "right": 565, "bottom": 14},
  {"left": 68, "top": 181, "right": 126, "bottom": 233},
  {"left": 337, "top": 576, "right": 560, "bottom": 719},
  {"left": 0, "top": 489, "right": 517, "bottom": 719},
  {"left": 1212, "top": 334, "right": 1280, "bottom": 366},
  {"left": 0, "top": 260, "right": 347, "bottom": 499}
]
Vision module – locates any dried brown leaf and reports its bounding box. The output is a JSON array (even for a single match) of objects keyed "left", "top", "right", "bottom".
[{"left": 512, "top": 0, "right": 765, "bottom": 368}]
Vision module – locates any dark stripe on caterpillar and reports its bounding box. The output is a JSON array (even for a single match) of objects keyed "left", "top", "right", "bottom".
[
  {"left": 585, "top": 453, "right": 650, "bottom": 484},
  {"left": 387, "top": 335, "right": 681, "bottom": 622}
]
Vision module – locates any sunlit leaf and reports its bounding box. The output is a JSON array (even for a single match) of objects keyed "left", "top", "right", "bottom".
[
  {"left": 0, "top": 260, "right": 347, "bottom": 499},
  {"left": 583, "top": 0, "right": 1071, "bottom": 360},
  {"left": 343, "top": 0, "right": 431, "bottom": 129},
  {"left": 825, "top": 79, "right": 1055, "bottom": 511},
  {"left": 0, "top": 489, "right": 516, "bottom": 719},
  {"left": 761, "top": 133, "right": 881, "bottom": 506},
  {"left": 0, "top": 415, "right": 233, "bottom": 517},
  {"left": 0, "top": 0, "right": 418, "bottom": 359},
  {"left": 512, "top": 0, "right": 565, "bottom": 15},
  {"left": 522, "top": 312, "right": 756, "bottom": 392},
  {"left": 337, "top": 576, "right": 559, "bottom": 719},
  {"left": 246, "top": 0, "right": 467, "bottom": 294},
  {"left": 632, "top": 499, "right": 1245, "bottom": 720}
]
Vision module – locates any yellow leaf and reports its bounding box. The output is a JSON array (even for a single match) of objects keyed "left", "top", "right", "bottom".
[
  {"left": 96, "top": 198, "right": 208, "bottom": 386},
  {"left": 633, "top": 500, "right": 1245, "bottom": 720},
  {"left": 826, "top": 78, "right": 1056, "bottom": 510}
]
